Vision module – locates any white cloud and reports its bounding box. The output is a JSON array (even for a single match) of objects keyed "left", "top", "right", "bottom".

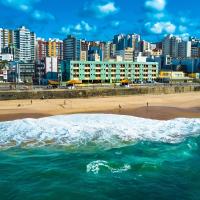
[
  {"left": 145, "top": 0, "right": 166, "bottom": 11},
  {"left": 83, "top": 1, "right": 119, "bottom": 18},
  {"left": 146, "top": 21, "right": 176, "bottom": 34},
  {"left": 32, "top": 10, "right": 55, "bottom": 21},
  {"left": 0, "top": 0, "right": 55, "bottom": 21},
  {"left": 0, "top": 0, "right": 39, "bottom": 11},
  {"left": 60, "top": 21, "right": 96, "bottom": 35},
  {"left": 98, "top": 2, "right": 118, "bottom": 14}
]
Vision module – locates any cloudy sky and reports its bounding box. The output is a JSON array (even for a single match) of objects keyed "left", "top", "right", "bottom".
[{"left": 0, "top": 0, "right": 199, "bottom": 41}]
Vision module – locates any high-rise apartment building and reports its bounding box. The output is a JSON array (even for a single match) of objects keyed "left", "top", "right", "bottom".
[
  {"left": 113, "top": 34, "right": 140, "bottom": 51},
  {"left": 115, "top": 48, "right": 134, "bottom": 61},
  {"left": 140, "top": 40, "right": 151, "bottom": 53},
  {"left": 31, "top": 32, "right": 36, "bottom": 61},
  {"left": 63, "top": 35, "right": 81, "bottom": 61},
  {"left": 36, "top": 38, "right": 63, "bottom": 61},
  {"left": 178, "top": 41, "right": 191, "bottom": 58},
  {"left": 36, "top": 38, "right": 47, "bottom": 60},
  {"left": 162, "top": 34, "right": 182, "bottom": 58},
  {"left": 13, "top": 26, "right": 36, "bottom": 61},
  {"left": 171, "top": 36, "right": 181, "bottom": 58},
  {"left": 0, "top": 29, "right": 14, "bottom": 48},
  {"left": 46, "top": 39, "right": 63, "bottom": 60},
  {"left": 191, "top": 46, "right": 200, "bottom": 58},
  {"left": 113, "top": 34, "right": 125, "bottom": 50},
  {"left": 0, "top": 28, "right": 15, "bottom": 55},
  {"left": 103, "top": 42, "right": 112, "bottom": 61}
]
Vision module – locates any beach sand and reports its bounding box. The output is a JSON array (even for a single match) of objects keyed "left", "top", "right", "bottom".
[{"left": 0, "top": 92, "right": 200, "bottom": 121}]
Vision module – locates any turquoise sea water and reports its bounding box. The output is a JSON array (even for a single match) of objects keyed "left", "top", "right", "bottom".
[{"left": 0, "top": 114, "right": 200, "bottom": 200}]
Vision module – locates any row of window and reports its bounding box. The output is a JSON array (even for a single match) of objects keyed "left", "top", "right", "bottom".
[
  {"left": 73, "top": 74, "right": 157, "bottom": 78},
  {"left": 73, "top": 69, "right": 157, "bottom": 73},
  {"left": 73, "top": 64, "right": 157, "bottom": 68}
]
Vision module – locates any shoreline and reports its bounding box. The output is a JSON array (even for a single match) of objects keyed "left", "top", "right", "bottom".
[{"left": 0, "top": 92, "right": 200, "bottom": 122}]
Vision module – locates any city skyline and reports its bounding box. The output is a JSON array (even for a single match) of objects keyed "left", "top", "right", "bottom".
[{"left": 0, "top": 0, "right": 199, "bottom": 41}]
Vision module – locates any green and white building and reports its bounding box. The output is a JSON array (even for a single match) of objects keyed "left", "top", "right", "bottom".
[{"left": 62, "top": 61, "right": 159, "bottom": 83}]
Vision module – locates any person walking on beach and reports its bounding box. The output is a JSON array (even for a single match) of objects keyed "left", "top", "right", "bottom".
[
  {"left": 119, "top": 104, "right": 122, "bottom": 112},
  {"left": 31, "top": 100, "right": 33, "bottom": 105},
  {"left": 146, "top": 102, "right": 149, "bottom": 112}
]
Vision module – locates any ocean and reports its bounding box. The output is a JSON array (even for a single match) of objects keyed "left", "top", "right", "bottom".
[{"left": 0, "top": 114, "right": 200, "bottom": 200}]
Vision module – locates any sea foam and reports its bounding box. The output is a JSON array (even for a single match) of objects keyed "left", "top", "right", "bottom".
[
  {"left": 87, "top": 160, "right": 131, "bottom": 174},
  {"left": 0, "top": 114, "right": 200, "bottom": 149}
]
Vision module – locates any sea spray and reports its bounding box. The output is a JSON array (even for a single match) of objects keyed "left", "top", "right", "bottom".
[{"left": 0, "top": 114, "right": 200, "bottom": 149}]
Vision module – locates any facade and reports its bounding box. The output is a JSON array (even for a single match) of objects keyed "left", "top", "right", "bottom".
[
  {"left": 140, "top": 40, "right": 151, "bottom": 53},
  {"left": 159, "top": 71, "right": 192, "bottom": 83},
  {"left": 45, "top": 57, "right": 58, "bottom": 80},
  {"left": 103, "top": 42, "right": 111, "bottom": 61},
  {"left": 172, "top": 58, "right": 200, "bottom": 73},
  {"left": 88, "top": 52, "right": 100, "bottom": 61},
  {"left": 30, "top": 32, "right": 36, "bottom": 61},
  {"left": 64, "top": 61, "right": 158, "bottom": 83},
  {"left": 14, "top": 26, "right": 36, "bottom": 61},
  {"left": 80, "top": 51, "right": 87, "bottom": 61},
  {"left": 0, "top": 68, "right": 8, "bottom": 82},
  {"left": 8, "top": 61, "right": 35, "bottom": 83},
  {"left": 36, "top": 38, "right": 63, "bottom": 61},
  {"left": 116, "top": 48, "right": 134, "bottom": 61},
  {"left": 163, "top": 34, "right": 192, "bottom": 58},
  {"left": 36, "top": 39, "right": 46, "bottom": 60},
  {"left": 0, "top": 29, "right": 14, "bottom": 50},
  {"left": 162, "top": 34, "right": 181, "bottom": 58},
  {"left": 63, "top": 35, "right": 81, "bottom": 61},
  {"left": 113, "top": 34, "right": 140, "bottom": 51},
  {"left": 0, "top": 53, "right": 13, "bottom": 61},
  {"left": 191, "top": 46, "right": 200, "bottom": 58},
  {"left": 178, "top": 41, "right": 191, "bottom": 58},
  {"left": 134, "top": 53, "right": 147, "bottom": 62},
  {"left": 34, "top": 60, "right": 45, "bottom": 84},
  {"left": 46, "top": 39, "right": 63, "bottom": 60}
]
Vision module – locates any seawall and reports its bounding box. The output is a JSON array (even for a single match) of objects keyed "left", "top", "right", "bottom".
[{"left": 0, "top": 85, "right": 200, "bottom": 100}]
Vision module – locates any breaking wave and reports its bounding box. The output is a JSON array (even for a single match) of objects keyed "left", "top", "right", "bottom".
[{"left": 0, "top": 114, "right": 200, "bottom": 149}]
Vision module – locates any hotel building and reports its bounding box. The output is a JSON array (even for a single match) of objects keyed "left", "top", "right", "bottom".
[{"left": 63, "top": 61, "right": 158, "bottom": 83}]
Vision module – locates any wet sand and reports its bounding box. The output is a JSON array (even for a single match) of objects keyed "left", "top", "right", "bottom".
[{"left": 0, "top": 92, "right": 200, "bottom": 121}]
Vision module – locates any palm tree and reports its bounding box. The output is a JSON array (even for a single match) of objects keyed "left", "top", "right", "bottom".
[{"left": 0, "top": 60, "right": 8, "bottom": 71}]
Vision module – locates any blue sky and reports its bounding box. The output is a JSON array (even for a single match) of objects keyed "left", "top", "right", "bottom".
[{"left": 0, "top": 0, "right": 199, "bottom": 42}]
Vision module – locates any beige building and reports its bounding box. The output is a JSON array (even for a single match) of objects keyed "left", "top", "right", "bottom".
[{"left": 115, "top": 48, "right": 134, "bottom": 61}]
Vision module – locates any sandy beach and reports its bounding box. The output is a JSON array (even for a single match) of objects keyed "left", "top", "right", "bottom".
[{"left": 0, "top": 92, "right": 200, "bottom": 121}]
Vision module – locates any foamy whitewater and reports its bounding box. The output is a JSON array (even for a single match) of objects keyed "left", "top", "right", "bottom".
[
  {"left": 1, "top": 114, "right": 200, "bottom": 199},
  {"left": 0, "top": 114, "right": 200, "bottom": 149}
]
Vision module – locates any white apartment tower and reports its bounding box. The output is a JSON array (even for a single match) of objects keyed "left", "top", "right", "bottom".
[{"left": 14, "top": 26, "right": 36, "bottom": 61}]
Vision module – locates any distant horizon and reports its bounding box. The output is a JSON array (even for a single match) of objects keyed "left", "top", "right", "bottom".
[{"left": 0, "top": 0, "right": 199, "bottom": 42}]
